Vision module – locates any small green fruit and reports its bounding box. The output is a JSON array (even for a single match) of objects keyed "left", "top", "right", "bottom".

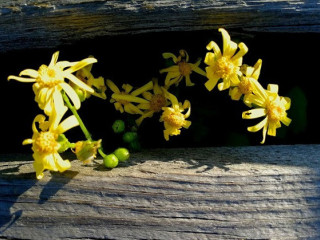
[
  {"left": 122, "top": 132, "right": 138, "bottom": 143},
  {"left": 114, "top": 148, "right": 130, "bottom": 162},
  {"left": 129, "top": 140, "right": 141, "bottom": 151},
  {"left": 112, "top": 120, "right": 125, "bottom": 133},
  {"left": 103, "top": 154, "right": 119, "bottom": 168}
]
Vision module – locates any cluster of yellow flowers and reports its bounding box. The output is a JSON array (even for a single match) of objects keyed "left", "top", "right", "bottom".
[
  {"left": 8, "top": 28, "right": 291, "bottom": 179},
  {"left": 8, "top": 52, "right": 105, "bottom": 179}
]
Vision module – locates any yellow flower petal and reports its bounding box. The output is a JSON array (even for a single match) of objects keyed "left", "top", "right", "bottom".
[
  {"left": 19, "top": 69, "right": 39, "bottom": 78},
  {"left": 106, "top": 79, "right": 120, "bottom": 94},
  {"left": 23, "top": 139, "right": 33, "bottom": 145},
  {"left": 60, "top": 82, "right": 81, "bottom": 110},
  {"left": 219, "top": 28, "right": 237, "bottom": 57},
  {"left": 66, "top": 57, "right": 97, "bottom": 73},
  {"left": 131, "top": 81, "right": 153, "bottom": 96},
  {"left": 122, "top": 84, "right": 133, "bottom": 93},
  {"left": 232, "top": 42, "right": 248, "bottom": 60},
  {"left": 247, "top": 117, "right": 268, "bottom": 132},
  {"left": 7, "top": 75, "right": 35, "bottom": 82},
  {"left": 242, "top": 108, "right": 267, "bottom": 119},
  {"left": 112, "top": 93, "right": 149, "bottom": 104},
  {"left": 142, "top": 91, "right": 153, "bottom": 101},
  {"left": 267, "top": 84, "right": 279, "bottom": 94},
  {"left": 54, "top": 153, "right": 71, "bottom": 172},
  {"left": 57, "top": 115, "right": 79, "bottom": 134},
  {"left": 49, "top": 51, "right": 60, "bottom": 67},
  {"left": 206, "top": 41, "right": 221, "bottom": 58},
  {"left": 64, "top": 72, "right": 94, "bottom": 93},
  {"left": 162, "top": 52, "right": 178, "bottom": 63},
  {"left": 136, "top": 110, "right": 154, "bottom": 126},
  {"left": 205, "top": 76, "right": 219, "bottom": 92}
]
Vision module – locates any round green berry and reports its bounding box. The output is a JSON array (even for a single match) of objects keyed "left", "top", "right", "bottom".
[
  {"left": 129, "top": 140, "right": 141, "bottom": 151},
  {"left": 103, "top": 154, "right": 119, "bottom": 168},
  {"left": 114, "top": 148, "right": 130, "bottom": 162},
  {"left": 122, "top": 132, "right": 138, "bottom": 143},
  {"left": 112, "top": 120, "right": 125, "bottom": 133}
]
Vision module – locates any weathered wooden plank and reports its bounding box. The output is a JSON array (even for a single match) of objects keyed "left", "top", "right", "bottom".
[
  {"left": 0, "top": 0, "right": 319, "bottom": 52},
  {"left": 1, "top": 145, "right": 320, "bottom": 239}
]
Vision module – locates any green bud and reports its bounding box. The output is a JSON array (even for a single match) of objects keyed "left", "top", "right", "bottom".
[
  {"left": 122, "top": 131, "right": 138, "bottom": 143},
  {"left": 114, "top": 148, "right": 130, "bottom": 162},
  {"left": 112, "top": 120, "right": 125, "bottom": 133},
  {"left": 129, "top": 140, "right": 141, "bottom": 151},
  {"left": 74, "top": 86, "right": 87, "bottom": 102},
  {"left": 103, "top": 154, "right": 119, "bottom": 168}
]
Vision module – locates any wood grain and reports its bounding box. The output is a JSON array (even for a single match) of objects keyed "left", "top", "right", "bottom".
[
  {"left": 1, "top": 145, "right": 320, "bottom": 239},
  {"left": 0, "top": 0, "right": 320, "bottom": 52}
]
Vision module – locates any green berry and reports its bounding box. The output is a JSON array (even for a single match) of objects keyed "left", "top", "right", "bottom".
[
  {"left": 114, "top": 148, "right": 130, "bottom": 162},
  {"left": 122, "top": 132, "right": 138, "bottom": 143},
  {"left": 103, "top": 154, "right": 119, "bottom": 168},
  {"left": 129, "top": 140, "right": 141, "bottom": 151},
  {"left": 112, "top": 120, "right": 125, "bottom": 133}
]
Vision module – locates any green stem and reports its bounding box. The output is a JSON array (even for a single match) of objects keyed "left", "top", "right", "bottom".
[
  {"left": 62, "top": 91, "right": 108, "bottom": 159},
  {"left": 62, "top": 91, "right": 92, "bottom": 141}
]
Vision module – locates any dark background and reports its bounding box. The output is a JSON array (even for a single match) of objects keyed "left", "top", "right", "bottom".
[{"left": 0, "top": 29, "right": 318, "bottom": 153}]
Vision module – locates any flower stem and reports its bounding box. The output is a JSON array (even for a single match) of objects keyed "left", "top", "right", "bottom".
[
  {"left": 62, "top": 91, "right": 109, "bottom": 159},
  {"left": 61, "top": 91, "right": 92, "bottom": 141}
]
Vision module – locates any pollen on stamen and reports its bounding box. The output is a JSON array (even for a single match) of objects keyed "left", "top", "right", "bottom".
[
  {"left": 178, "top": 62, "right": 192, "bottom": 76},
  {"left": 238, "top": 78, "right": 253, "bottom": 95},
  {"left": 213, "top": 57, "right": 235, "bottom": 79},
  {"left": 163, "top": 112, "right": 185, "bottom": 128},
  {"left": 150, "top": 94, "right": 166, "bottom": 112},
  {"left": 267, "top": 100, "right": 286, "bottom": 122},
  {"left": 34, "top": 132, "right": 58, "bottom": 154}
]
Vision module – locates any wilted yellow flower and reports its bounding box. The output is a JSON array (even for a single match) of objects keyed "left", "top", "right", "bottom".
[
  {"left": 159, "top": 88, "right": 191, "bottom": 141},
  {"left": 106, "top": 80, "right": 153, "bottom": 114},
  {"left": 242, "top": 83, "right": 291, "bottom": 144},
  {"left": 22, "top": 107, "right": 79, "bottom": 179},
  {"left": 229, "top": 59, "right": 262, "bottom": 106},
  {"left": 75, "top": 61, "right": 107, "bottom": 100},
  {"left": 73, "top": 140, "right": 101, "bottom": 165},
  {"left": 8, "top": 51, "right": 96, "bottom": 116},
  {"left": 135, "top": 78, "right": 169, "bottom": 126},
  {"left": 160, "top": 49, "right": 206, "bottom": 88},
  {"left": 204, "top": 28, "right": 248, "bottom": 91}
]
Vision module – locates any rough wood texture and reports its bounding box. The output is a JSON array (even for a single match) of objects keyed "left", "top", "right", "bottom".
[
  {"left": 0, "top": 0, "right": 319, "bottom": 52},
  {"left": 1, "top": 145, "right": 320, "bottom": 239}
]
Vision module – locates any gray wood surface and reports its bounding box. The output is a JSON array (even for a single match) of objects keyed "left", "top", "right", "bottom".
[
  {"left": 1, "top": 145, "right": 320, "bottom": 239},
  {"left": 0, "top": 0, "right": 319, "bottom": 52}
]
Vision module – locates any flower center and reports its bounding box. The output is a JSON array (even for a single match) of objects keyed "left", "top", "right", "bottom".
[
  {"left": 238, "top": 77, "right": 253, "bottom": 95},
  {"left": 37, "top": 65, "right": 63, "bottom": 88},
  {"left": 34, "top": 131, "right": 58, "bottom": 154},
  {"left": 163, "top": 111, "right": 185, "bottom": 128},
  {"left": 150, "top": 94, "right": 166, "bottom": 112},
  {"left": 266, "top": 100, "right": 286, "bottom": 122},
  {"left": 179, "top": 62, "right": 192, "bottom": 76},
  {"left": 213, "top": 57, "right": 235, "bottom": 79}
]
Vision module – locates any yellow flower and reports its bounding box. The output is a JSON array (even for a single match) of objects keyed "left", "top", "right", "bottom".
[
  {"left": 160, "top": 49, "right": 206, "bottom": 88},
  {"left": 159, "top": 88, "right": 191, "bottom": 141},
  {"left": 135, "top": 78, "right": 169, "bottom": 126},
  {"left": 8, "top": 51, "right": 96, "bottom": 116},
  {"left": 242, "top": 83, "right": 292, "bottom": 144},
  {"left": 204, "top": 28, "right": 248, "bottom": 91},
  {"left": 106, "top": 79, "right": 153, "bottom": 114},
  {"left": 75, "top": 60, "right": 107, "bottom": 100},
  {"left": 22, "top": 107, "right": 79, "bottom": 179},
  {"left": 229, "top": 59, "right": 262, "bottom": 106}
]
